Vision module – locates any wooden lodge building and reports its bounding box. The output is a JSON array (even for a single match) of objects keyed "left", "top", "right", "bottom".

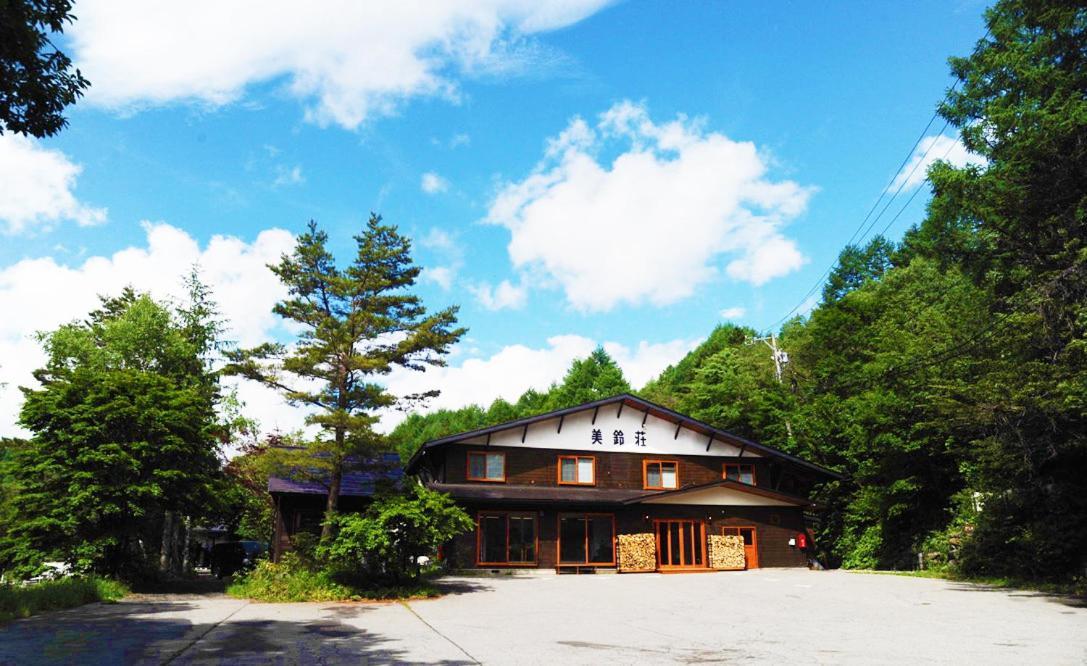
[{"left": 404, "top": 394, "right": 841, "bottom": 573}]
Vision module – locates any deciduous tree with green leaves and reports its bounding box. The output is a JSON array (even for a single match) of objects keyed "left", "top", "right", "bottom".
[
  {"left": 0, "top": 0, "right": 89, "bottom": 137},
  {"left": 228, "top": 215, "right": 465, "bottom": 540},
  {"left": 0, "top": 283, "right": 225, "bottom": 579}
]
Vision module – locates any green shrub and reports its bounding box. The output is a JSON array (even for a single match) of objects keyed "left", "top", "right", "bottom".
[
  {"left": 0, "top": 576, "right": 128, "bottom": 623},
  {"left": 226, "top": 554, "right": 351, "bottom": 602},
  {"left": 318, "top": 483, "right": 473, "bottom": 584},
  {"left": 226, "top": 553, "right": 439, "bottom": 602},
  {"left": 915, "top": 490, "right": 980, "bottom": 573},
  {"left": 228, "top": 485, "right": 470, "bottom": 602},
  {"left": 840, "top": 524, "right": 882, "bottom": 570},
  {"left": 287, "top": 532, "right": 321, "bottom": 569}
]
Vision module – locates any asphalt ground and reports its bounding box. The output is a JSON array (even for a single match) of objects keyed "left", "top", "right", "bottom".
[{"left": 1, "top": 569, "right": 1084, "bottom": 665}]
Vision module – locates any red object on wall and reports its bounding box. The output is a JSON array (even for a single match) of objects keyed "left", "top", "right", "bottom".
[{"left": 797, "top": 532, "right": 807, "bottom": 550}]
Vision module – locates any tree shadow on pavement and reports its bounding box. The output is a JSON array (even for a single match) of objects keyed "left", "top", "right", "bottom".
[
  {"left": 945, "top": 583, "right": 1087, "bottom": 608},
  {"left": 127, "top": 572, "right": 227, "bottom": 596},
  {"left": 0, "top": 602, "right": 474, "bottom": 666},
  {"left": 0, "top": 601, "right": 200, "bottom": 666},
  {"left": 429, "top": 578, "right": 492, "bottom": 597},
  {"left": 320, "top": 604, "right": 379, "bottom": 620}
]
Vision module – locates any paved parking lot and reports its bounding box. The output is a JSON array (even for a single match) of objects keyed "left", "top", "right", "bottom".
[{"left": 1, "top": 569, "right": 1085, "bottom": 665}]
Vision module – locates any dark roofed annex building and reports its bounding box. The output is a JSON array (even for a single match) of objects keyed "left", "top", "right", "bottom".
[
  {"left": 406, "top": 394, "right": 840, "bottom": 572},
  {"left": 269, "top": 452, "right": 402, "bottom": 560}
]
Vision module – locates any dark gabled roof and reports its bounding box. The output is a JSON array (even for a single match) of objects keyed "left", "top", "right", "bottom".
[
  {"left": 424, "top": 482, "right": 647, "bottom": 505},
  {"left": 268, "top": 452, "right": 403, "bottom": 497},
  {"left": 405, "top": 393, "right": 843, "bottom": 479},
  {"left": 622, "top": 478, "right": 816, "bottom": 507}
]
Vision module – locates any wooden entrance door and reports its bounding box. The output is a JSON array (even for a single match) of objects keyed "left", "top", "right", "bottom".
[
  {"left": 654, "top": 520, "right": 706, "bottom": 569},
  {"left": 722, "top": 526, "right": 759, "bottom": 569}
]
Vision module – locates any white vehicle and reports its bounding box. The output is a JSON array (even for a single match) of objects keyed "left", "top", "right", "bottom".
[{"left": 26, "top": 561, "right": 72, "bottom": 584}]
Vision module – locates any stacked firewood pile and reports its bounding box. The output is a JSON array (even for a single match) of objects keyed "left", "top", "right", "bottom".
[
  {"left": 708, "top": 534, "right": 745, "bottom": 570},
  {"left": 617, "top": 533, "right": 657, "bottom": 572}
]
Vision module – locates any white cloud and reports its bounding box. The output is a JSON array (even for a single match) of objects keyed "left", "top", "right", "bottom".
[
  {"left": 486, "top": 100, "right": 813, "bottom": 312},
  {"left": 421, "top": 266, "right": 455, "bottom": 291},
  {"left": 893, "top": 134, "right": 986, "bottom": 191},
  {"left": 430, "top": 133, "right": 471, "bottom": 149},
  {"left": 720, "top": 306, "right": 746, "bottom": 319},
  {"left": 0, "top": 223, "right": 299, "bottom": 437},
  {"left": 418, "top": 228, "right": 463, "bottom": 291},
  {"left": 420, "top": 172, "right": 450, "bottom": 195},
  {"left": 0, "top": 134, "right": 106, "bottom": 234},
  {"left": 470, "top": 279, "right": 528, "bottom": 310},
  {"left": 379, "top": 333, "right": 697, "bottom": 431},
  {"left": 725, "top": 236, "right": 805, "bottom": 285},
  {"left": 384, "top": 335, "right": 594, "bottom": 421},
  {"left": 0, "top": 223, "right": 697, "bottom": 440},
  {"left": 69, "top": 1, "right": 611, "bottom": 129},
  {"left": 420, "top": 228, "right": 458, "bottom": 254},
  {"left": 602, "top": 338, "right": 701, "bottom": 388},
  {"left": 272, "top": 164, "right": 305, "bottom": 187}
]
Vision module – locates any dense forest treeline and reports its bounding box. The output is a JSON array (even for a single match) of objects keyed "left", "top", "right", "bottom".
[{"left": 392, "top": 1, "right": 1087, "bottom": 582}]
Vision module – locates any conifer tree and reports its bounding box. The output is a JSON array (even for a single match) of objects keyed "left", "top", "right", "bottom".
[{"left": 228, "top": 215, "right": 464, "bottom": 539}]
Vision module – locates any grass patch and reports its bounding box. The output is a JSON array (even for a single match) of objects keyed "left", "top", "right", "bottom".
[
  {"left": 226, "top": 559, "right": 441, "bottom": 603},
  {"left": 846, "top": 568, "right": 1087, "bottom": 597},
  {"left": 0, "top": 576, "right": 128, "bottom": 623}
]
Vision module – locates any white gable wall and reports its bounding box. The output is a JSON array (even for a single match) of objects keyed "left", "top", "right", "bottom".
[{"left": 456, "top": 402, "right": 761, "bottom": 459}]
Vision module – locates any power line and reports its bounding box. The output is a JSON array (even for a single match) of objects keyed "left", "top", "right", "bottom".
[
  {"left": 854, "top": 117, "right": 953, "bottom": 245},
  {"left": 776, "top": 133, "right": 1006, "bottom": 395},
  {"left": 845, "top": 115, "right": 947, "bottom": 250},
  {"left": 869, "top": 128, "right": 963, "bottom": 240},
  {"left": 765, "top": 26, "right": 992, "bottom": 332},
  {"left": 766, "top": 115, "right": 956, "bottom": 332},
  {"left": 807, "top": 308, "right": 1016, "bottom": 396}
]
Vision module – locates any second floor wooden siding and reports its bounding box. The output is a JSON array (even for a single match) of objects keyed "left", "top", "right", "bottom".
[{"left": 440, "top": 444, "right": 779, "bottom": 491}]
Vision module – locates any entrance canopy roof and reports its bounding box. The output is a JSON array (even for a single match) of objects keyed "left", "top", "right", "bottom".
[{"left": 626, "top": 479, "right": 813, "bottom": 507}]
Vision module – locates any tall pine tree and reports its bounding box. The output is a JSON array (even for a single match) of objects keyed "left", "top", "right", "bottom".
[{"left": 228, "top": 215, "right": 465, "bottom": 539}]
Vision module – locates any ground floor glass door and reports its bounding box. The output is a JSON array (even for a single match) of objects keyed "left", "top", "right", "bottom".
[
  {"left": 558, "top": 513, "right": 615, "bottom": 566},
  {"left": 654, "top": 520, "right": 705, "bottom": 569},
  {"left": 478, "top": 512, "right": 537, "bottom": 565}
]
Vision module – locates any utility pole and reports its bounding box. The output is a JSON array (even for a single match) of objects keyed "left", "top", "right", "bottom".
[
  {"left": 746, "top": 333, "right": 794, "bottom": 439},
  {"left": 746, "top": 333, "right": 789, "bottom": 383}
]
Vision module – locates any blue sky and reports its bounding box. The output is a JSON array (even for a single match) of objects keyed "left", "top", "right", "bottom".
[{"left": 0, "top": 1, "right": 990, "bottom": 435}]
